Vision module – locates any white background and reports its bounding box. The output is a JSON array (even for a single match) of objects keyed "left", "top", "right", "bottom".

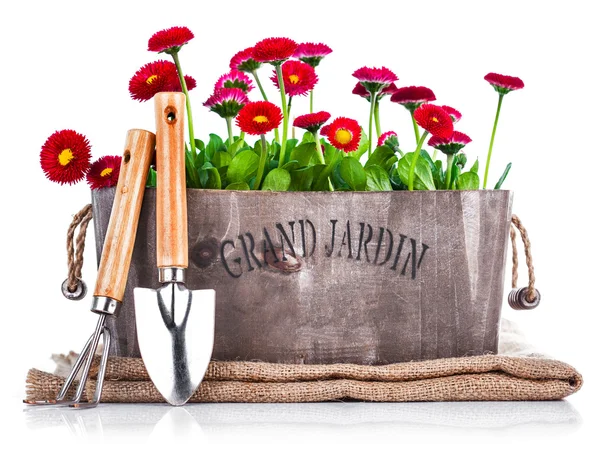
[{"left": 0, "top": 0, "right": 598, "bottom": 453}]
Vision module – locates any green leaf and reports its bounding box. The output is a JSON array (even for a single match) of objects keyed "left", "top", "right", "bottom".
[
  {"left": 494, "top": 162, "right": 512, "bottom": 189},
  {"left": 283, "top": 160, "right": 301, "bottom": 171},
  {"left": 290, "top": 165, "right": 318, "bottom": 191},
  {"left": 145, "top": 167, "right": 157, "bottom": 188},
  {"left": 470, "top": 158, "right": 479, "bottom": 174},
  {"left": 194, "top": 139, "right": 205, "bottom": 152},
  {"left": 227, "top": 149, "right": 259, "bottom": 184},
  {"left": 339, "top": 156, "right": 367, "bottom": 191},
  {"left": 365, "top": 165, "right": 393, "bottom": 191},
  {"left": 206, "top": 133, "right": 225, "bottom": 159},
  {"left": 457, "top": 172, "right": 480, "bottom": 190},
  {"left": 205, "top": 167, "right": 222, "bottom": 189},
  {"left": 185, "top": 150, "right": 202, "bottom": 188},
  {"left": 261, "top": 168, "right": 291, "bottom": 191},
  {"left": 227, "top": 137, "right": 245, "bottom": 156},
  {"left": 353, "top": 128, "right": 370, "bottom": 159},
  {"left": 300, "top": 131, "right": 314, "bottom": 144},
  {"left": 194, "top": 150, "right": 207, "bottom": 169},
  {"left": 212, "top": 151, "right": 232, "bottom": 169},
  {"left": 397, "top": 153, "right": 436, "bottom": 190},
  {"left": 451, "top": 163, "right": 460, "bottom": 189},
  {"left": 322, "top": 142, "right": 338, "bottom": 164},
  {"left": 290, "top": 142, "right": 319, "bottom": 167},
  {"left": 225, "top": 182, "right": 250, "bottom": 190},
  {"left": 389, "top": 163, "right": 407, "bottom": 190},
  {"left": 419, "top": 149, "right": 436, "bottom": 173},
  {"left": 365, "top": 146, "right": 396, "bottom": 171},
  {"left": 433, "top": 160, "right": 445, "bottom": 189}
]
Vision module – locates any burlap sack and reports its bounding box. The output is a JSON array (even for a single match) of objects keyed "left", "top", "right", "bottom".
[{"left": 25, "top": 354, "right": 582, "bottom": 403}]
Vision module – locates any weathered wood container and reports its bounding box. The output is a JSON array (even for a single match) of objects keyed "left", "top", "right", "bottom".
[{"left": 92, "top": 188, "right": 513, "bottom": 365}]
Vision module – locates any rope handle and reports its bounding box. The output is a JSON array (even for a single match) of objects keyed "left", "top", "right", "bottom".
[
  {"left": 508, "top": 214, "right": 541, "bottom": 310},
  {"left": 61, "top": 204, "right": 93, "bottom": 300}
]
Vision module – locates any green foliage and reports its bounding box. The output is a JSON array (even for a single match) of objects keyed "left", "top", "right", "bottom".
[{"left": 170, "top": 132, "right": 508, "bottom": 192}]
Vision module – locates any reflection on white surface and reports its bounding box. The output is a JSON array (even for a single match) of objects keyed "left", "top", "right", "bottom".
[{"left": 23, "top": 401, "right": 581, "bottom": 439}]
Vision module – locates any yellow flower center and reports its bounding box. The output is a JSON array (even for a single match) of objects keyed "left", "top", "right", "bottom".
[
  {"left": 253, "top": 115, "right": 269, "bottom": 123},
  {"left": 431, "top": 116, "right": 439, "bottom": 123},
  {"left": 289, "top": 74, "right": 300, "bottom": 84},
  {"left": 58, "top": 148, "right": 74, "bottom": 166},
  {"left": 146, "top": 75, "right": 158, "bottom": 85},
  {"left": 335, "top": 128, "right": 352, "bottom": 145},
  {"left": 100, "top": 167, "right": 113, "bottom": 177}
]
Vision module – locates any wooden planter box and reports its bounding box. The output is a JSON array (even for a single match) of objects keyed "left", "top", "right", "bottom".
[{"left": 92, "top": 188, "right": 513, "bottom": 365}]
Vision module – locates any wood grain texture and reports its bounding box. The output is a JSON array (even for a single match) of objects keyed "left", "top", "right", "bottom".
[
  {"left": 93, "top": 129, "right": 155, "bottom": 301},
  {"left": 154, "top": 92, "right": 188, "bottom": 269},
  {"left": 93, "top": 189, "right": 513, "bottom": 364}
]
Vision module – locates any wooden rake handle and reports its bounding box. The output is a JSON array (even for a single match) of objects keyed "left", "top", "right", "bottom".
[
  {"left": 154, "top": 92, "right": 188, "bottom": 269},
  {"left": 94, "top": 129, "right": 156, "bottom": 301}
]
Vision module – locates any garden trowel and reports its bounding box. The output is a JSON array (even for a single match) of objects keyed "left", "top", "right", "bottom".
[{"left": 134, "top": 92, "right": 216, "bottom": 406}]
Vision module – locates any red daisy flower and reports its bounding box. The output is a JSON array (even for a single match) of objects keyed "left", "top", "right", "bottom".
[
  {"left": 128, "top": 60, "right": 195, "bottom": 102},
  {"left": 326, "top": 117, "right": 362, "bottom": 153},
  {"left": 252, "top": 37, "right": 298, "bottom": 65},
  {"left": 203, "top": 88, "right": 249, "bottom": 119},
  {"left": 484, "top": 72, "right": 524, "bottom": 94},
  {"left": 352, "top": 66, "right": 398, "bottom": 94},
  {"left": 320, "top": 124, "right": 331, "bottom": 137},
  {"left": 270, "top": 60, "right": 318, "bottom": 97},
  {"left": 236, "top": 101, "right": 283, "bottom": 135},
  {"left": 377, "top": 131, "right": 398, "bottom": 147},
  {"left": 148, "top": 26, "right": 194, "bottom": 54},
  {"left": 390, "top": 86, "right": 436, "bottom": 113},
  {"left": 86, "top": 155, "right": 122, "bottom": 190},
  {"left": 414, "top": 104, "right": 454, "bottom": 139},
  {"left": 293, "top": 111, "right": 331, "bottom": 133},
  {"left": 40, "top": 130, "right": 91, "bottom": 185},
  {"left": 293, "top": 42, "right": 332, "bottom": 67},
  {"left": 215, "top": 70, "right": 254, "bottom": 93},
  {"left": 441, "top": 105, "right": 462, "bottom": 123},
  {"left": 230, "top": 47, "right": 262, "bottom": 73},
  {"left": 352, "top": 82, "right": 398, "bottom": 102},
  {"left": 427, "top": 131, "right": 472, "bottom": 155}
]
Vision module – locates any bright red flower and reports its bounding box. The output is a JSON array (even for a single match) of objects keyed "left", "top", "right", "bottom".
[
  {"left": 252, "top": 37, "right": 298, "bottom": 64},
  {"left": 236, "top": 101, "right": 283, "bottom": 135},
  {"left": 484, "top": 72, "right": 524, "bottom": 94},
  {"left": 352, "top": 66, "right": 398, "bottom": 94},
  {"left": 428, "top": 131, "right": 472, "bottom": 155},
  {"left": 203, "top": 88, "right": 249, "bottom": 119},
  {"left": 293, "top": 42, "right": 332, "bottom": 67},
  {"left": 441, "top": 105, "right": 462, "bottom": 123},
  {"left": 215, "top": 70, "right": 254, "bottom": 93},
  {"left": 293, "top": 111, "right": 331, "bottom": 133},
  {"left": 40, "top": 130, "right": 91, "bottom": 185},
  {"left": 270, "top": 60, "right": 318, "bottom": 97},
  {"left": 86, "top": 155, "right": 121, "bottom": 190},
  {"left": 377, "top": 131, "right": 398, "bottom": 147},
  {"left": 128, "top": 60, "right": 195, "bottom": 102},
  {"left": 326, "top": 117, "right": 362, "bottom": 153},
  {"left": 230, "top": 47, "right": 262, "bottom": 73},
  {"left": 148, "top": 26, "right": 194, "bottom": 54},
  {"left": 414, "top": 104, "right": 454, "bottom": 139},
  {"left": 390, "top": 86, "right": 436, "bottom": 112}
]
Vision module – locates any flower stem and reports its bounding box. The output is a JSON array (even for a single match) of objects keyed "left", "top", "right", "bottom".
[
  {"left": 276, "top": 64, "right": 289, "bottom": 168},
  {"left": 314, "top": 130, "right": 333, "bottom": 191},
  {"left": 411, "top": 113, "right": 420, "bottom": 147},
  {"left": 432, "top": 150, "right": 438, "bottom": 161},
  {"left": 226, "top": 117, "right": 233, "bottom": 147},
  {"left": 445, "top": 154, "right": 455, "bottom": 189},
  {"left": 310, "top": 90, "right": 314, "bottom": 113},
  {"left": 483, "top": 94, "right": 504, "bottom": 189},
  {"left": 171, "top": 52, "right": 196, "bottom": 156},
  {"left": 254, "top": 134, "right": 268, "bottom": 190},
  {"left": 408, "top": 132, "right": 429, "bottom": 191},
  {"left": 374, "top": 100, "right": 382, "bottom": 139},
  {"left": 252, "top": 69, "right": 279, "bottom": 143},
  {"left": 368, "top": 91, "right": 377, "bottom": 156}
]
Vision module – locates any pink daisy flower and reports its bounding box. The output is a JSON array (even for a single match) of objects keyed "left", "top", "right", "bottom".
[
  {"left": 428, "top": 131, "right": 472, "bottom": 155},
  {"left": 484, "top": 72, "right": 524, "bottom": 94},
  {"left": 215, "top": 70, "right": 254, "bottom": 93},
  {"left": 293, "top": 42, "right": 332, "bottom": 67},
  {"left": 203, "top": 88, "right": 249, "bottom": 118},
  {"left": 352, "top": 66, "right": 398, "bottom": 94}
]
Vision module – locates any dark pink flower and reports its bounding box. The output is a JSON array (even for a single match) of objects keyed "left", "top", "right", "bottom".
[{"left": 484, "top": 72, "right": 524, "bottom": 94}]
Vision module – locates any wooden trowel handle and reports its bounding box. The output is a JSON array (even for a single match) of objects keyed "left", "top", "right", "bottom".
[
  {"left": 94, "top": 129, "right": 156, "bottom": 301},
  {"left": 154, "top": 92, "right": 188, "bottom": 269}
]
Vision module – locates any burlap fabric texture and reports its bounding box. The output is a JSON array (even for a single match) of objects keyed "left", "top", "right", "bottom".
[{"left": 25, "top": 354, "right": 582, "bottom": 403}]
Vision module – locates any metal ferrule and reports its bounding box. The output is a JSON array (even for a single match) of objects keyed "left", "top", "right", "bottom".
[
  {"left": 90, "top": 296, "right": 122, "bottom": 316},
  {"left": 159, "top": 267, "right": 186, "bottom": 284}
]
